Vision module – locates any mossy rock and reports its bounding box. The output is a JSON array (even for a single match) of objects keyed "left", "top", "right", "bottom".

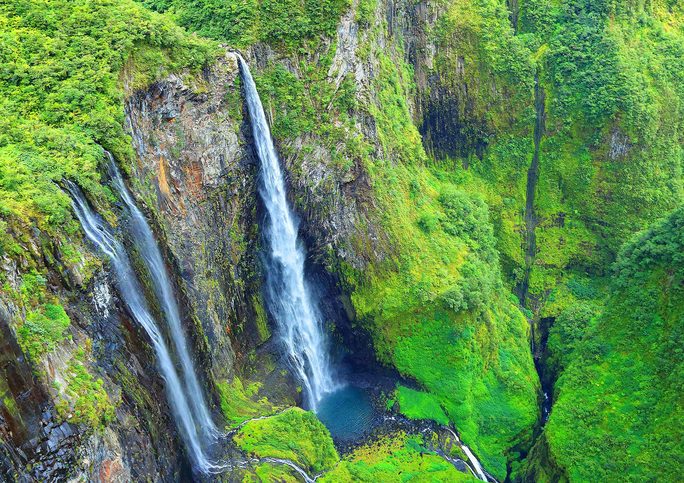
[{"left": 234, "top": 407, "right": 339, "bottom": 474}]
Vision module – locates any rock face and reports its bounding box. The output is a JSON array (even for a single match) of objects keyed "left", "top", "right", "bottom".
[
  {"left": 0, "top": 250, "right": 184, "bottom": 481},
  {"left": 124, "top": 53, "right": 260, "bottom": 384}
]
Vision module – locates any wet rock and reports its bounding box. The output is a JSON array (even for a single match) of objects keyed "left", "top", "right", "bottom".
[{"left": 124, "top": 55, "right": 257, "bottom": 382}]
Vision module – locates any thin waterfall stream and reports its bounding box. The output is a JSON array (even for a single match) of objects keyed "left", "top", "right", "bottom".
[
  {"left": 67, "top": 183, "right": 223, "bottom": 474},
  {"left": 68, "top": 166, "right": 319, "bottom": 480},
  {"left": 238, "top": 54, "right": 337, "bottom": 410},
  {"left": 107, "top": 153, "right": 218, "bottom": 439}
]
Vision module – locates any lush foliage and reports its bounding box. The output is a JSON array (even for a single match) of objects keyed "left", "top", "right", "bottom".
[
  {"left": 0, "top": 0, "right": 216, "bottom": 257},
  {"left": 242, "top": 463, "right": 299, "bottom": 482},
  {"left": 140, "top": 0, "right": 350, "bottom": 50},
  {"left": 1, "top": 0, "right": 681, "bottom": 480},
  {"left": 3, "top": 270, "right": 71, "bottom": 361},
  {"left": 421, "top": 0, "right": 684, "bottom": 308},
  {"left": 542, "top": 207, "right": 684, "bottom": 481},
  {"left": 319, "top": 432, "right": 477, "bottom": 482},
  {"left": 234, "top": 408, "right": 339, "bottom": 474},
  {"left": 17, "top": 304, "right": 71, "bottom": 361}
]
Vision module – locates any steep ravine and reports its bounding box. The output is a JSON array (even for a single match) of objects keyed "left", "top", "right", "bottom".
[{"left": 520, "top": 74, "right": 545, "bottom": 309}]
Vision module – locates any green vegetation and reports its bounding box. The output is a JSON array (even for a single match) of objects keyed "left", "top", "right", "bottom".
[
  {"left": 335, "top": 25, "right": 539, "bottom": 478},
  {"left": 17, "top": 304, "right": 71, "bottom": 360},
  {"left": 396, "top": 385, "right": 449, "bottom": 425},
  {"left": 217, "top": 376, "right": 276, "bottom": 428},
  {"left": 55, "top": 348, "right": 115, "bottom": 429},
  {"left": 234, "top": 408, "right": 339, "bottom": 474},
  {"left": 243, "top": 463, "right": 299, "bottom": 482},
  {"left": 1, "top": 0, "right": 681, "bottom": 480},
  {"left": 0, "top": 0, "right": 217, "bottom": 263},
  {"left": 538, "top": 207, "right": 684, "bottom": 481},
  {"left": 320, "top": 432, "right": 477, "bottom": 482},
  {"left": 140, "top": 0, "right": 350, "bottom": 50},
  {"left": 4, "top": 270, "right": 71, "bottom": 361}
]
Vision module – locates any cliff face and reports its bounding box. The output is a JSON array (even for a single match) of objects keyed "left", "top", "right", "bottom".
[
  {"left": 124, "top": 56, "right": 253, "bottom": 383},
  {"left": 0, "top": 228, "right": 186, "bottom": 481}
]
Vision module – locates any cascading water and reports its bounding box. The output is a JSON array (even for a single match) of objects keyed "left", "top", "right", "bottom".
[
  {"left": 106, "top": 154, "right": 218, "bottom": 439},
  {"left": 67, "top": 183, "right": 222, "bottom": 473},
  {"left": 237, "top": 55, "right": 336, "bottom": 410}
]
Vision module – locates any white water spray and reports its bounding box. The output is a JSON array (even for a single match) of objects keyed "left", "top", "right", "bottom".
[
  {"left": 68, "top": 183, "right": 222, "bottom": 473},
  {"left": 443, "top": 426, "right": 492, "bottom": 481},
  {"left": 107, "top": 154, "right": 218, "bottom": 439},
  {"left": 237, "top": 54, "right": 336, "bottom": 410}
]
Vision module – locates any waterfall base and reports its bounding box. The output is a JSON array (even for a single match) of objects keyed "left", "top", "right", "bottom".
[{"left": 316, "top": 386, "right": 379, "bottom": 442}]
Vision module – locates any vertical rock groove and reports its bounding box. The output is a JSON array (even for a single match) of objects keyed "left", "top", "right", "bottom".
[{"left": 521, "top": 74, "right": 545, "bottom": 307}]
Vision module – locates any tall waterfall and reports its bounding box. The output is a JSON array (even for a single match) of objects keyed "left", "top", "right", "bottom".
[
  {"left": 238, "top": 55, "right": 336, "bottom": 410},
  {"left": 68, "top": 183, "right": 221, "bottom": 473},
  {"left": 107, "top": 154, "right": 218, "bottom": 438}
]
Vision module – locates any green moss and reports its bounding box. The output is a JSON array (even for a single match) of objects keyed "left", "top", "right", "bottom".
[
  {"left": 396, "top": 386, "right": 449, "bottom": 425},
  {"left": 17, "top": 304, "right": 71, "bottom": 361},
  {"left": 234, "top": 407, "right": 339, "bottom": 474},
  {"left": 355, "top": 0, "right": 377, "bottom": 26},
  {"left": 2, "top": 395, "right": 19, "bottom": 419},
  {"left": 251, "top": 294, "right": 271, "bottom": 343},
  {"left": 319, "top": 432, "right": 477, "bottom": 482},
  {"left": 243, "top": 463, "right": 299, "bottom": 482},
  {"left": 55, "top": 349, "right": 115, "bottom": 429},
  {"left": 540, "top": 207, "right": 684, "bottom": 481},
  {"left": 217, "top": 376, "right": 276, "bottom": 428}
]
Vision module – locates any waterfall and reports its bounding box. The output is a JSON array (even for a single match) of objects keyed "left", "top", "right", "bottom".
[
  {"left": 67, "top": 183, "right": 222, "bottom": 473},
  {"left": 442, "top": 426, "right": 492, "bottom": 482},
  {"left": 237, "top": 55, "right": 336, "bottom": 410},
  {"left": 106, "top": 154, "right": 218, "bottom": 438}
]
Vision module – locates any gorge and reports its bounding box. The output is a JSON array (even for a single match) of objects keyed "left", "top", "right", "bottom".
[{"left": 0, "top": 0, "right": 682, "bottom": 482}]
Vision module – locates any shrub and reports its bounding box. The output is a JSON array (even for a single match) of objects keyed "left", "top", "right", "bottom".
[
  {"left": 55, "top": 351, "right": 115, "bottom": 429},
  {"left": 17, "top": 304, "right": 71, "bottom": 360}
]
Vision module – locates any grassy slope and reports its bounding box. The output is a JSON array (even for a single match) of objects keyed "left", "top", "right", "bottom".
[
  {"left": 530, "top": 0, "right": 684, "bottom": 309},
  {"left": 320, "top": 432, "right": 478, "bottom": 482},
  {"left": 542, "top": 207, "right": 684, "bottom": 481},
  {"left": 234, "top": 408, "right": 339, "bottom": 474}
]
